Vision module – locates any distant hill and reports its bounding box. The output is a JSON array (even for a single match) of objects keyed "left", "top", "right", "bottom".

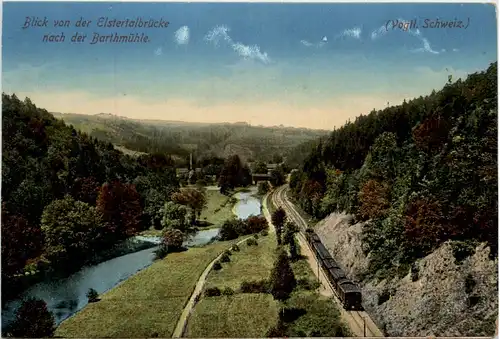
[{"left": 51, "top": 112, "right": 329, "bottom": 165}]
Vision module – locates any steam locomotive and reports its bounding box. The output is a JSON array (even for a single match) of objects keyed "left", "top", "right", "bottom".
[{"left": 305, "top": 229, "right": 363, "bottom": 311}]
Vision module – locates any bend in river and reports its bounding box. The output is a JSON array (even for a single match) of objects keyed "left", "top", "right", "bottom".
[{"left": 2, "top": 186, "right": 262, "bottom": 330}]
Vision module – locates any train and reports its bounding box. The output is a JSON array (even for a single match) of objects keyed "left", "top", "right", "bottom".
[{"left": 305, "top": 229, "right": 363, "bottom": 311}]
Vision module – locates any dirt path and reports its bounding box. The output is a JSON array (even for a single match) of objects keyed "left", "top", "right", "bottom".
[
  {"left": 172, "top": 192, "right": 274, "bottom": 338},
  {"left": 271, "top": 186, "right": 384, "bottom": 337}
]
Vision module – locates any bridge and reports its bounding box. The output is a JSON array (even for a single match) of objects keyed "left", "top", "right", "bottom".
[{"left": 251, "top": 173, "right": 271, "bottom": 185}]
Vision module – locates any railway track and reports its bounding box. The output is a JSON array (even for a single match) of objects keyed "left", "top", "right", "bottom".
[{"left": 271, "top": 185, "right": 384, "bottom": 337}]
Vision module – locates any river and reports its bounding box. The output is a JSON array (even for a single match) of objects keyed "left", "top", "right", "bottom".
[{"left": 2, "top": 186, "right": 262, "bottom": 329}]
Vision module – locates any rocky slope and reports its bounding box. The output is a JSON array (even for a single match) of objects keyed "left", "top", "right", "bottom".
[{"left": 316, "top": 212, "right": 498, "bottom": 337}]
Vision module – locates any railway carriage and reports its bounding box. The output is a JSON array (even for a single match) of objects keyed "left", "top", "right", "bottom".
[
  {"left": 338, "top": 281, "right": 363, "bottom": 311},
  {"left": 305, "top": 230, "right": 363, "bottom": 311}
]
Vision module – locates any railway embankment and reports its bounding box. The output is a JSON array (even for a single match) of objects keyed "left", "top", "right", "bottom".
[{"left": 315, "top": 212, "right": 498, "bottom": 337}]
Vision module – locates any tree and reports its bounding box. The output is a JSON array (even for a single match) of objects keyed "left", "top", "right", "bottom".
[
  {"left": 162, "top": 228, "right": 185, "bottom": 251},
  {"left": 270, "top": 249, "right": 297, "bottom": 315},
  {"left": 252, "top": 161, "right": 268, "bottom": 174},
  {"left": 138, "top": 153, "right": 175, "bottom": 172},
  {"left": 272, "top": 154, "right": 283, "bottom": 164},
  {"left": 358, "top": 179, "right": 390, "bottom": 220},
  {"left": 71, "top": 176, "right": 101, "bottom": 204},
  {"left": 257, "top": 181, "right": 271, "bottom": 195},
  {"left": 144, "top": 189, "right": 167, "bottom": 230},
  {"left": 283, "top": 221, "right": 300, "bottom": 260},
  {"left": 270, "top": 166, "right": 286, "bottom": 187},
  {"left": 218, "top": 155, "right": 252, "bottom": 191},
  {"left": 7, "top": 297, "right": 56, "bottom": 338},
  {"left": 96, "top": 181, "right": 143, "bottom": 241},
  {"left": 219, "top": 219, "right": 246, "bottom": 240},
  {"left": 41, "top": 195, "right": 104, "bottom": 264},
  {"left": 87, "top": 288, "right": 99, "bottom": 303},
  {"left": 1, "top": 205, "right": 43, "bottom": 276},
  {"left": 404, "top": 198, "right": 446, "bottom": 256},
  {"left": 171, "top": 188, "right": 207, "bottom": 225},
  {"left": 272, "top": 207, "right": 287, "bottom": 245},
  {"left": 245, "top": 216, "right": 269, "bottom": 234},
  {"left": 161, "top": 201, "right": 190, "bottom": 232}
]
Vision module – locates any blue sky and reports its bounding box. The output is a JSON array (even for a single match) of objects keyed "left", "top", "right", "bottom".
[{"left": 2, "top": 2, "right": 497, "bottom": 129}]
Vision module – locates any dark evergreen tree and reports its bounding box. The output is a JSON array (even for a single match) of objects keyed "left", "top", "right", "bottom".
[
  {"left": 270, "top": 249, "right": 297, "bottom": 310},
  {"left": 271, "top": 207, "right": 287, "bottom": 245}
]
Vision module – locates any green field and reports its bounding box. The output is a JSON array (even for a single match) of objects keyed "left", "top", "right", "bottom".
[
  {"left": 55, "top": 238, "right": 243, "bottom": 338},
  {"left": 185, "top": 229, "right": 278, "bottom": 337},
  {"left": 205, "top": 232, "right": 277, "bottom": 291},
  {"left": 185, "top": 294, "right": 279, "bottom": 338},
  {"left": 199, "top": 189, "right": 236, "bottom": 228}
]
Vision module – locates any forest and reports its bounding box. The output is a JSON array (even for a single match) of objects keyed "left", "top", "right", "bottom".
[
  {"left": 1, "top": 94, "right": 180, "bottom": 302},
  {"left": 51, "top": 112, "right": 328, "bottom": 166},
  {"left": 290, "top": 62, "right": 498, "bottom": 279},
  {"left": 1, "top": 91, "right": 297, "bottom": 308}
]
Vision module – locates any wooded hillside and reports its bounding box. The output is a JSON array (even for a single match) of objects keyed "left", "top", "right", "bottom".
[
  {"left": 51, "top": 112, "right": 329, "bottom": 165},
  {"left": 290, "top": 62, "right": 498, "bottom": 278},
  {"left": 2, "top": 94, "right": 180, "bottom": 299}
]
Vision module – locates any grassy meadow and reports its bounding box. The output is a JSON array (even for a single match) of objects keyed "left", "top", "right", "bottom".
[
  {"left": 55, "top": 238, "right": 243, "bottom": 338},
  {"left": 185, "top": 231, "right": 279, "bottom": 338}
]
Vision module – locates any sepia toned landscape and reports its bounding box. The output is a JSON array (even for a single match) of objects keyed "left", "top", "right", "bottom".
[{"left": 1, "top": 1, "right": 498, "bottom": 338}]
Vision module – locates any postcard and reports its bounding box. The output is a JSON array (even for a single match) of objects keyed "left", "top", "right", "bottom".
[{"left": 1, "top": 1, "right": 498, "bottom": 338}]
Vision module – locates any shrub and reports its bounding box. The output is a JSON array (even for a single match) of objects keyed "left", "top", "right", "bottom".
[
  {"left": 450, "top": 240, "right": 477, "bottom": 265},
  {"left": 219, "top": 219, "right": 246, "bottom": 240},
  {"left": 410, "top": 263, "right": 419, "bottom": 282},
  {"left": 86, "top": 288, "right": 99, "bottom": 303},
  {"left": 154, "top": 245, "right": 169, "bottom": 260},
  {"left": 261, "top": 229, "right": 269, "bottom": 236},
  {"left": 231, "top": 244, "right": 240, "bottom": 252},
  {"left": 240, "top": 280, "right": 270, "bottom": 293},
  {"left": 224, "top": 249, "right": 232, "bottom": 256},
  {"left": 253, "top": 234, "right": 259, "bottom": 239},
  {"left": 246, "top": 238, "right": 258, "bottom": 246},
  {"left": 220, "top": 252, "right": 231, "bottom": 263},
  {"left": 161, "top": 229, "right": 185, "bottom": 251},
  {"left": 204, "top": 287, "right": 221, "bottom": 297},
  {"left": 246, "top": 216, "right": 268, "bottom": 234},
  {"left": 222, "top": 287, "right": 235, "bottom": 296},
  {"left": 297, "top": 278, "right": 320, "bottom": 291},
  {"left": 213, "top": 261, "right": 222, "bottom": 271}
]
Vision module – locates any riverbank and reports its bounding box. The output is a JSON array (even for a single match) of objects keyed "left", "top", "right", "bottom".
[
  {"left": 55, "top": 237, "right": 246, "bottom": 338},
  {"left": 185, "top": 192, "right": 277, "bottom": 338},
  {"left": 2, "top": 236, "right": 157, "bottom": 309},
  {"left": 53, "top": 186, "right": 263, "bottom": 337},
  {"left": 139, "top": 188, "right": 238, "bottom": 238}
]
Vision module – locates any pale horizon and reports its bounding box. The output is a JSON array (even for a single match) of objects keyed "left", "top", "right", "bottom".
[{"left": 3, "top": 2, "right": 497, "bottom": 130}]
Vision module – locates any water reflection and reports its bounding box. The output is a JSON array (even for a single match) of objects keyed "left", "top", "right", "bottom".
[
  {"left": 1, "top": 228, "right": 220, "bottom": 330},
  {"left": 233, "top": 186, "right": 262, "bottom": 220}
]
